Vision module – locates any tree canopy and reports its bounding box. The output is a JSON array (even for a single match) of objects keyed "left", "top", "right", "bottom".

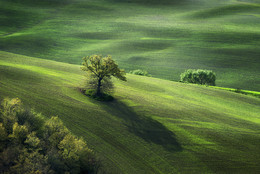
[
  {"left": 180, "top": 69, "right": 216, "bottom": 86},
  {"left": 81, "top": 55, "right": 126, "bottom": 97}
]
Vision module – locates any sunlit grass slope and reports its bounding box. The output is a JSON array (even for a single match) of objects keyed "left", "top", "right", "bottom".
[
  {"left": 1, "top": 51, "right": 260, "bottom": 173},
  {"left": 0, "top": 0, "right": 260, "bottom": 91}
]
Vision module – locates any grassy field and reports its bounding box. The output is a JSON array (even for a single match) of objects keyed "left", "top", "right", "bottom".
[
  {"left": 0, "top": 0, "right": 260, "bottom": 91},
  {"left": 0, "top": 51, "right": 260, "bottom": 173}
]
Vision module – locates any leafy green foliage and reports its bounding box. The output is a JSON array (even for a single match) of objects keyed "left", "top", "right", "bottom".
[
  {"left": 81, "top": 55, "right": 126, "bottom": 97},
  {"left": 129, "top": 69, "right": 150, "bottom": 76},
  {"left": 180, "top": 69, "right": 216, "bottom": 86},
  {"left": 0, "top": 98, "right": 22, "bottom": 134},
  {"left": 0, "top": 98, "right": 100, "bottom": 174}
]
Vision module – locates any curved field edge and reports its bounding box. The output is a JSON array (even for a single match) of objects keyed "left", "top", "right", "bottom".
[{"left": 0, "top": 51, "right": 260, "bottom": 173}]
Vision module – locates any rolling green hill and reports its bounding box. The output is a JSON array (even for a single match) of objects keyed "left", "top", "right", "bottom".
[
  {"left": 0, "top": 51, "right": 260, "bottom": 173},
  {"left": 0, "top": 0, "right": 260, "bottom": 91}
]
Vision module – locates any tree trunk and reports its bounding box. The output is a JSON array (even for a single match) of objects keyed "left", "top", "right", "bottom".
[{"left": 96, "top": 78, "right": 102, "bottom": 97}]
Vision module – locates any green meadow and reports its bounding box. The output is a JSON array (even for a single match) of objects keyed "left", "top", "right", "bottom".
[
  {"left": 1, "top": 0, "right": 260, "bottom": 173},
  {"left": 0, "top": 51, "right": 260, "bottom": 173},
  {"left": 1, "top": 0, "right": 260, "bottom": 90}
]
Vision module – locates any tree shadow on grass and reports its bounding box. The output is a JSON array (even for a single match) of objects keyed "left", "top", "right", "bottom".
[{"left": 101, "top": 99, "right": 182, "bottom": 152}]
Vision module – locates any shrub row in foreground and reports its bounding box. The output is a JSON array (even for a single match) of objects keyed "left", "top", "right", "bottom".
[{"left": 0, "top": 98, "right": 100, "bottom": 174}]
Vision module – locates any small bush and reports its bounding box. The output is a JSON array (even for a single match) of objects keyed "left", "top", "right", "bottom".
[
  {"left": 85, "top": 89, "right": 114, "bottom": 101},
  {"left": 234, "top": 88, "right": 242, "bottom": 93},
  {"left": 180, "top": 69, "right": 216, "bottom": 86},
  {"left": 129, "top": 69, "right": 150, "bottom": 76}
]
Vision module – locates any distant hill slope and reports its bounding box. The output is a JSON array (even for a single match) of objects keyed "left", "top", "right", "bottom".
[
  {"left": 0, "top": 51, "right": 260, "bottom": 173},
  {"left": 0, "top": 0, "right": 260, "bottom": 91}
]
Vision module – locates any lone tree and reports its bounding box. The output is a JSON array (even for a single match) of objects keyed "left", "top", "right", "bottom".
[{"left": 81, "top": 55, "right": 126, "bottom": 97}]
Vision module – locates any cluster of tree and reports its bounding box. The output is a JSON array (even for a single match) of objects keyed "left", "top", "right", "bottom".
[
  {"left": 81, "top": 55, "right": 126, "bottom": 99},
  {"left": 180, "top": 69, "right": 216, "bottom": 86},
  {"left": 0, "top": 98, "right": 100, "bottom": 174},
  {"left": 129, "top": 69, "right": 150, "bottom": 76}
]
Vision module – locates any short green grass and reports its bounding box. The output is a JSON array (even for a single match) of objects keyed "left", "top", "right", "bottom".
[
  {"left": 0, "top": 51, "right": 260, "bottom": 173},
  {"left": 0, "top": 0, "right": 260, "bottom": 91}
]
